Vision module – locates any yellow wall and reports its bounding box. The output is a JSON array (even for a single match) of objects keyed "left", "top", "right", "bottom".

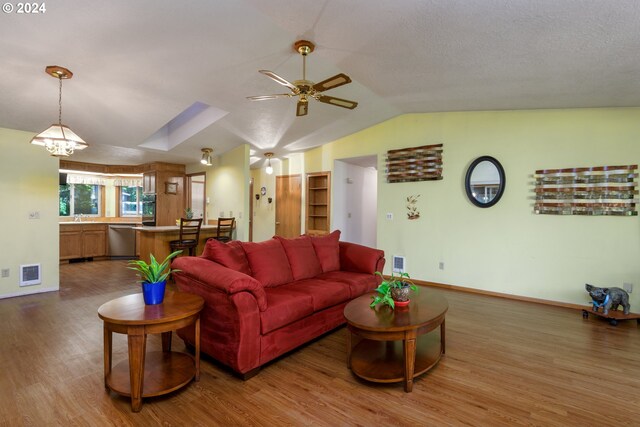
[
  {"left": 0, "top": 127, "right": 60, "bottom": 298},
  {"left": 188, "top": 144, "right": 250, "bottom": 241},
  {"left": 304, "top": 108, "right": 640, "bottom": 307}
]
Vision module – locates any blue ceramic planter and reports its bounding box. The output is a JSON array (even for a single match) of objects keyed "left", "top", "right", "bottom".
[{"left": 142, "top": 280, "right": 166, "bottom": 305}]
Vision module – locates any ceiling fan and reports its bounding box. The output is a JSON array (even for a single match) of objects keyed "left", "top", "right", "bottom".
[{"left": 247, "top": 40, "right": 358, "bottom": 117}]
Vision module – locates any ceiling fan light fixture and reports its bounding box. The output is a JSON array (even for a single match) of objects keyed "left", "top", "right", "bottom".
[
  {"left": 30, "top": 66, "right": 88, "bottom": 157},
  {"left": 265, "top": 152, "right": 274, "bottom": 175},
  {"left": 247, "top": 40, "right": 357, "bottom": 117},
  {"left": 200, "top": 148, "right": 213, "bottom": 166}
]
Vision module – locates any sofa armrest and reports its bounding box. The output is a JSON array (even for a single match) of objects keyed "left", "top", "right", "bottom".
[
  {"left": 173, "top": 256, "right": 267, "bottom": 311},
  {"left": 339, "top": 241, "right": 385, "bottom": 275}
]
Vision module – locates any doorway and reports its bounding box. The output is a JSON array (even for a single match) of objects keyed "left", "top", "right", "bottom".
[
  {"left": 275, "top": 174, "right": 301, "bottom": 238},
  {"left": 186, "top": 173, "right": 206, "bottom": 220},
  {"left": 333, "top": 156, "right": 377, "bottom": 247}
]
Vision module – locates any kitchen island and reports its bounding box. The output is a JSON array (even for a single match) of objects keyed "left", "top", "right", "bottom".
[{"left": 134, "top": 224, "right": 219, "bottom": 263}]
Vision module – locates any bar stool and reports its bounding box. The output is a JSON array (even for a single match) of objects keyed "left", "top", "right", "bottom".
[
  {"left": 169, "top": 218, "right": 203, "bottom": 256},
  {"left": 212, "top": 217, "right": 235, "bottom": 243}
]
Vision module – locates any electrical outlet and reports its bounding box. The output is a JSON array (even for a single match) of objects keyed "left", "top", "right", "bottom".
[
  {"left": 386, "top": 213, "right": 393, "bottom": 220},
  {"left": 439, "top": 262, "right": 444, "bottom": 270},
  {"left": 1, "top": 269, "right": 9, "bottom": 278},
  {"left": 623, "top": 282, "right": 633, "bottom": 293}
]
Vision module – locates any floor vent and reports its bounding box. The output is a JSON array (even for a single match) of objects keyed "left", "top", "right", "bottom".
[
  {"left": 20, "top": 264, "right": 41, "bottom": 286},
  {"left": 392, "top": 255, "right": 405, "bottom": 273}
]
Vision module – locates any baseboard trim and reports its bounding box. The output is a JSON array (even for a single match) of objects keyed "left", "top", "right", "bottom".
[
  {"left": 0, "top": 286, "right": 59, "bottom": 300},
  {"left": 412, "top": 278, "right": 586, "bottom": 311}
]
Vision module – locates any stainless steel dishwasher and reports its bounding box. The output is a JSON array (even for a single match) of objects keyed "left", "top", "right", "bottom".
[{"left": 108, "top": 224, "right": 137, "bottom": 259}]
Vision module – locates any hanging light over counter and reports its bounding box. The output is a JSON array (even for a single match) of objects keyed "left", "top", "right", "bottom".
[{"left": 264, "top": 152, "right": 274, "bottom": 175}]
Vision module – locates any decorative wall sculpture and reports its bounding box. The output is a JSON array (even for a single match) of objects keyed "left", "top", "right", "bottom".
[
  {"left": 386, "top": 144, "right": 443, "bottom": 183},
  {"left": 533, "top": 165, "right": 638, "bottom": 216},
  {"left": 406, "top": 195, "right": 420, "bottom": 220}
]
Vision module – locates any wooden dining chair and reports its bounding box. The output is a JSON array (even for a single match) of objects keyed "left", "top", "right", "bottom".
[
  {"left": 169, "top": 218, "right": 203, "bottom": 256},
  {"left": 213, "top": 217, "right": 235, "bottom": 243}
]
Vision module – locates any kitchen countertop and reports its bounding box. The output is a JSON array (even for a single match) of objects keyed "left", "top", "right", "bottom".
[
  {"left": 60, "top": 222, "right": 141, "bottom": 225},
  {"left": 133, "top": 225, "right": 217, "bottom": 233}
]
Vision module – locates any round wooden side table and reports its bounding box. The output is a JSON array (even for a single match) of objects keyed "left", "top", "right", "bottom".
[
  {"left": 344, "top": 289, "right": 448, "bottom": 392},
  {"left": 98, "top": 291, "right": 204, "bottom": 412}
]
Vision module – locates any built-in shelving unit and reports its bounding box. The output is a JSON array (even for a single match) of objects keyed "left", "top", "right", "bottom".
[
  {"left": 533, "top": 164, "right": 638, "bottom": 216},
  {"left": 306, "top": 171, "right": 331, "bottom": 235}
]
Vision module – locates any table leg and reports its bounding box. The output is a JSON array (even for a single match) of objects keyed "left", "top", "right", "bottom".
[
  {"left": 403, "top": 337, "right": 416, "bottom": 392},
  {"left": 441, "top": 318, "right": 446, "bottom": 355},
  {"left": 346, "top": 328, "right": 352, "bottom": 369},
  {"left": 194, "top": 315, "right": 201, "bottom": 381},
  {"left": 103, "top": 325, "right": 112, "bottom": 391},
  {"left": 161, "top": 331, "right": 172, "bottom": 352},
  {"left": 127, "top": 326, "right": 147, "bottom": 412}
]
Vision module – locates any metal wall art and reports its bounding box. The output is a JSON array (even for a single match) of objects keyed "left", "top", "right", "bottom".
[
  {"left": 386, "top": 144, "right": 443, "bottom": 183},
  {"left": 533, "top": 165, "right": 638, "bottom": 216}
]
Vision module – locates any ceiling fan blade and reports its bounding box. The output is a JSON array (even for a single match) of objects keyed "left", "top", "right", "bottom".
[
  {"left": 296, "top": 100, "right": 308, "bottom": 117},
  {"left": 247, "top": 94, "right": 292, "bottom": 101},
  {"left": 312, "top": 73, "right": 352, "bottom": 92},
  {"left": 316, "top": 95, "right": 358, "bottom": 110},
  {"left": 259, "top": 70, "right": 298, "bottom": 91}
]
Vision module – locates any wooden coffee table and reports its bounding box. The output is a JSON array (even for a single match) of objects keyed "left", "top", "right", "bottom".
[
  {"left": 344, "top": 289, "right": 448, "bottom": 392},
  {"left": 98, "top": 291, "right": 204, "bottom": 412}
]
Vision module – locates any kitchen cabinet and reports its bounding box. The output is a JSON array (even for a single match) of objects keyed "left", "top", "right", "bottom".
[
  {"left": 143, "top": 172, "right": 156, "bottom": 194},
  {"left": 60, "top": 224, "right": 108, "bottom": 261}
]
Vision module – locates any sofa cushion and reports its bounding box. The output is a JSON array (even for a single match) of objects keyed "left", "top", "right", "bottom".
[
  {"left": 261, "top": 285, "right": 314, "bottom": 334},
  {"left": 242, "top": 238, "right": 294, "bottom": 287},
  {"left": 292, "top": 278, "right": 351, "bottom": 312},
  {"left": 275, "top": 235, "right": 323, "bottom": 280},
  {"left": 310, "top": 230, "right": 341, "bottom": 273},
  {"left": 201, "top": 239, "right": 252, "bottom": 276},
  {"left": 317, "top": 271, "right": 378, "bottom": 298}
]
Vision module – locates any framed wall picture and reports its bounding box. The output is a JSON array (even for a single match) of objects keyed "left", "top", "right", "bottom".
[{"left": 165, "top": 182, "right": 178, "bottom": 195}]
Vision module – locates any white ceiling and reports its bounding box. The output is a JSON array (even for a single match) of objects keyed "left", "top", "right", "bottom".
[{"left": 2, "top": 0, "right": 640, "bottom": 168}]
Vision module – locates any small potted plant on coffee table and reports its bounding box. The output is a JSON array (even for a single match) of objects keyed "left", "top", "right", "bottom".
[
  {"left": 128, "top": 250, "right": 182, "bottom": 305},
  {"left": 370, "top": 271, "right": 418, "bottom": 309}
]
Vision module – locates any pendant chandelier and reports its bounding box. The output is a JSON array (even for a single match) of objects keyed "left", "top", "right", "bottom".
[{"left": 30, "top": 66, "right": 88, "bottom": 157}]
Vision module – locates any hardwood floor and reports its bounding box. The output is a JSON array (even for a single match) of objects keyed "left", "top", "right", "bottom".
[{"left": 0, "top": 260, "right": 638, "bottom": 426}]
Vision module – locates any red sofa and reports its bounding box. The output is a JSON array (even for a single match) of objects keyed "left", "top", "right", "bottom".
[{"left": 172, "top": 230, "right": 385, "bottom": 378}]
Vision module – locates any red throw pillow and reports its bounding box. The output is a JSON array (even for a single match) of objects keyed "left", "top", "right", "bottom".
[
  {"left": 310, "top": 230, "right": 341, "bottom": 272},
  {"left": 241, "top": 239, "right": 294, "bottom": 287},
  {"left": 202, "top": 239, "right": 252, "bottom": 276},
  {"left": 275, "top": 235, "right": 323, "bottom": 280}
]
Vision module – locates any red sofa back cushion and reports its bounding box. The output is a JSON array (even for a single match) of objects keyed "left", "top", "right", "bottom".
[
  {"left": 201, "top": 239, "right": 252, "bottom": 276},
  {"left": 275, "top": 235, "right": 322, "bottom": 280},
  {"left": 242, "top": 238, "right": 294, "bottom": 287},
  {"left": 310, "top": 230, "right": 341, "bottom": 273}
]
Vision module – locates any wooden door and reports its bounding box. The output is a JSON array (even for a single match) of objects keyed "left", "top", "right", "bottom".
[{"left": 275, "top": 175, "right": 301, "bottom": 238}]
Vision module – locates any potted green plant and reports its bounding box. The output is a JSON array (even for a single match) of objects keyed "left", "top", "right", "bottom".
[
  {"left": 184, "top": 207, "right": 194, "bottom": 219},
  {"left": 128, "top": 250, "right": 182, "bottom": 305},
  {"left": 370, "top": 271, "right": 418, "bottom": 309}
]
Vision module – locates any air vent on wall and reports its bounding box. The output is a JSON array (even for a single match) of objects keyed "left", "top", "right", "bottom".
[
  {"left": 20, "top": 264, "right": 41, "bottom": 287},
  {"left": 392, "top": 256, "right": 405, "bottom": 273}
]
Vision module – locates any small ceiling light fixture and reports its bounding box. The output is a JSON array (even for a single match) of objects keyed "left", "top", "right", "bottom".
[
  {"left": 264, "top": 152, "right": 274, "bottom": 175},
  {"left": 200, "top": 148, "right": 213, "bottom": 166},
  {"left": 30, "top": 66, "right": 88, "bottom": 157}
]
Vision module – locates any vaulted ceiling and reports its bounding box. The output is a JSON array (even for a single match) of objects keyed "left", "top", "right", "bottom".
[{"left": 2, "top": 0, "right": 640, "bottom": 168}]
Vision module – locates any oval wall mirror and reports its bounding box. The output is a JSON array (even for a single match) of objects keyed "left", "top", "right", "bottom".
[{"left": 465, "top": 156, "right": 506, "bottom": 208}]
